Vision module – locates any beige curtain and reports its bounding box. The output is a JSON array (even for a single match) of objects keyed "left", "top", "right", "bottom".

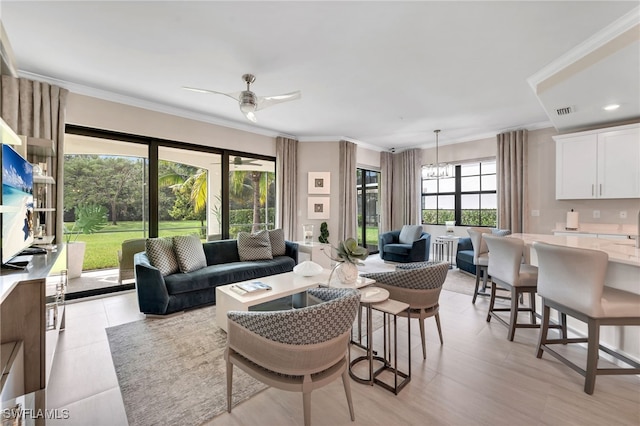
[
  {"left": 497, "top": 129, "right": 528, "bottom": 233},
  {"left": 379, "top": 149, "right": 421, "bottom": 231},
  {"left": 0, "top": 76, "right": 68, "bottom": 243},
  {"left": 379, "top": 151, "right": 394, "bottom": 233},
  {"left": 338, "top": 140, "right": 357, "bottom": 241},
  {"left": 275, "top": 136, "right": 298, "bottom": 240},
  {"left": 392, "top": 148, "right": 422, "bottom": 229}
]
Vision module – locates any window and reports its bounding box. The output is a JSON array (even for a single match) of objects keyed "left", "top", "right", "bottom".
[
  {"left": 63, "top": 125, "right": 275, "bottom": 297},
  {"left": 421, "top": 160, "right": 497, "bottom": 227}
]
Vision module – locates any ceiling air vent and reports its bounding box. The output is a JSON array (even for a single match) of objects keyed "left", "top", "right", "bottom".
[{"left": 556, "top": 106, "right": 573, "bottom": 116}]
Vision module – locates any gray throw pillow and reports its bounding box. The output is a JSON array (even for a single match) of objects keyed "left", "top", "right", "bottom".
[
  {"left": 146, "top": 237, "right": 179, "bottom": 276},
  {"left": 491, "top": 228, "right": 512, "bottom": 237},
  {"left": 399, "top": 225, "right": 423, "bottom": 244},
  {"left": 173, "top": 235, "right": 207, "bottom": 273},
  {"left": 268, "top": 228, "right": 286, "bottom": 257},
  {"left": 237, "top": 230, "right": 273, "bottom": 261}
]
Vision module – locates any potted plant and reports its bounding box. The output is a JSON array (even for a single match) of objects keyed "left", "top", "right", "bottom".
[
  {"left": 64, "top": 203, "right": 108, "bottom": 278},
  {"left": 318, "top": 222, "right": 330, "bottom": 244},
  {"left": 328, "top": 237, "right": 368, "bottom": 285}
]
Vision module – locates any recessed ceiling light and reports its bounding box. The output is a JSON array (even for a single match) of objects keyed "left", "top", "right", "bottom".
[{"left": 603, "top": 104, "right": 620, "bottom": 111}]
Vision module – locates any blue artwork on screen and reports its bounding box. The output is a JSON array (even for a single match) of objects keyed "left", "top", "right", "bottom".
[{"left": 2, "top": 144, "right": 34, "bottom": 264}]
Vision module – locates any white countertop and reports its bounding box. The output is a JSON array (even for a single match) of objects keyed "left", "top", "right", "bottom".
[
  {"left": 553, "top": 222, "right": 638, "bottom": 236},
  {"left": 510, "top": 233, "right": 640, "bottom": 267}
]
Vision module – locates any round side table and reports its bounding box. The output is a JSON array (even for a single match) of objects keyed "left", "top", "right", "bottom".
[{"left": 349, "top": 286, "right": 389, "bottom": 385}]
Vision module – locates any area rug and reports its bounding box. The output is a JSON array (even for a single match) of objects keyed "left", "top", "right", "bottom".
[{"left": 106, "top": 305, "right": 267, "bottom": 426}]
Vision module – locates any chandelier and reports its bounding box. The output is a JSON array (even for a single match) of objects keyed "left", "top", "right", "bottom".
[{"left": 423, "top": 129, "right": 452, "bottom": 178}]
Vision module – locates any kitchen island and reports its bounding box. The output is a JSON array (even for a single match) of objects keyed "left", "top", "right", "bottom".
[{"left": 509, "top": 233, "right": 640, "bottom": 361}]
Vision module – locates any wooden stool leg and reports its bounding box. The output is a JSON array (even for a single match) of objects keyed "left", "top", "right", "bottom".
[
  {"left": 486, "top": 281, "right": 497, "bottom": 322},
  {"left": 536, "top": 303, "right": 551, "bottom": 358},
  {"left": 472, "top": 267, "right": 481, "bottom": 304},
  {"left": 584, "top": 319, "right": 600, "bottom": 395},
  {"left": 529, "top": 291, "right": 536, "bottom": 324},
  {"left": 507, "top": 287, "right": 518, "bottom": 341}
]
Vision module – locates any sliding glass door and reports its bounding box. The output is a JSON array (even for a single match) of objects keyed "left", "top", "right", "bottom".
[
  {"left": 356, "top": 169, "right": 380, "bottom": 253},
  {"left": 63, "top": 126, "right": 275, "bottom": 298}
]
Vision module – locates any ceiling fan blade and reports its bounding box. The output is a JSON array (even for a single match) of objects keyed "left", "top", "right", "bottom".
[
  {"left": 256, "top": 91, "right": 301, "bottom": 111},
  {"left": 182, "top": 86, "right": 241, "bottom": 102}
]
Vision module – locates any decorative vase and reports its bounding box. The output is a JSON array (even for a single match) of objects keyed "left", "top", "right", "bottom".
[{"left": 335, "top": 261, "right": 358, "bottom": 285}]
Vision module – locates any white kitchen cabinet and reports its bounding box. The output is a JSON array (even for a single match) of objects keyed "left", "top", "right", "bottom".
[{"left": 554, "top": 123, "right": 640, "bottom": 199}]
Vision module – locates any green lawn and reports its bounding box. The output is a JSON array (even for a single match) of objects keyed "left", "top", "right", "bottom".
[
  {"left": 70, "top": 221, "right": 204, "bottom": 270},
  {"left": 76, "top": 222, "right": 378, "bottom": 271}
]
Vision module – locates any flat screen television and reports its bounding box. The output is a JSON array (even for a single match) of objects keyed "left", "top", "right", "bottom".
[{"left": 1, "top": 143, "right": 34, "bottom": 265}]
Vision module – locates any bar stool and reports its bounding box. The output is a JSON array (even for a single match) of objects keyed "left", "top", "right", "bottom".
[
  {"left": 484, "top": 235, "right": 541, "bottom": 341},
  {"left": 533, "top": 241, "right": 640, "bottom": 395},
  {"left": 467, "top": 227, "right": 491, "bottom": 303}
]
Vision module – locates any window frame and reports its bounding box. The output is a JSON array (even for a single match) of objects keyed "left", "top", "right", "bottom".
[{"left": 421, "top": 159, "right": 497, "bottom": 227}]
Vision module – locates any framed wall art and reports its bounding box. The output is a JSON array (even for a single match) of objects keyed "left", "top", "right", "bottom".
[
  {"left": 307, "top": 197, "right": 330, "bottom": 219},
  {"left": 308, "top": 172, "right": 330, "bottom": 194}
]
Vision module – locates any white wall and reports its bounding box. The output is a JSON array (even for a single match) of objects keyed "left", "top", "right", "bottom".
[
  {"left": 66, "top": 93, "right": 275, "bottom": 156},
  {"left": 296, "top": 141, "right": 340, "bottom": 244}
]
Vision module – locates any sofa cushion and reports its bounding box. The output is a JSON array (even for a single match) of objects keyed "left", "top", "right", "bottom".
[
  {"left": 237, "top": 230, "right": 273, "bottom": 261},
  {"left": 399, "top": 225, "right": 423, "bottom": 244},
  {"left": 268, "top": 228, "right": 286, "bottom": 257},
  {"left": 384, "top": 243, "right": 412, "bottom": 256},
  {"left": 173, "top": 235, "right": 207, "bottom": 273},
  {"left": 164, "top": 257, "right": 296, "bottom": 295},
  {"left": 145, "top": 237, "right": 179, "bottom": 276}
]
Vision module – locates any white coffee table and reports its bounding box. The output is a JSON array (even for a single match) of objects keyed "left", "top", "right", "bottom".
[{"left": 215, "top": 269, "right": 374, "bottom": 332}]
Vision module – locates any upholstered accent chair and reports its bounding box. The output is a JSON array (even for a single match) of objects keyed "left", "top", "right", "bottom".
[
  {"left": 533, "top": 242, "right": 640, "bottom": 395},
  {"left": 224, "top": 288, "right": 360, "bottom": 426},
  {"left": 379, "top": 225, "right": 431, "bottom": 263},
  {"left": 117, "top": 238, "right": 146, "bottom": 284},
  {"left": 361, "top": 261, "right": 449, "bottom": 359}
]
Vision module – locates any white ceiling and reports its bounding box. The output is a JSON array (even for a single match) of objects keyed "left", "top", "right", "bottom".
[{"left": 1, "top": 1, "right": 638, "bottom": 151}]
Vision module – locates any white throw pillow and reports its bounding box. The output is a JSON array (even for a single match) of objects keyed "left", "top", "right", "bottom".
[{"left": 237, "top": 230, "right": 273, "bottom": 261}]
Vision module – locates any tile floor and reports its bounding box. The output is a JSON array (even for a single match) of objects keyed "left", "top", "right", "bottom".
[{"left": 44, "top": 268, "right": 640, "bottom": 425}]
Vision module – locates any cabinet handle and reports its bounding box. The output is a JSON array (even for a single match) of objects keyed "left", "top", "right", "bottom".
[
  {"left": 599, "top": 184, "right": 602, "bottom": 196},
  {"left": 592, "top": 184, "right": 594, "bottom": 196}
]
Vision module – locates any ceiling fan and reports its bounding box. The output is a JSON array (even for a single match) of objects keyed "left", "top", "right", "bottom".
[{"left": 184, "top": 74, "right": 301, "bottom": 123}]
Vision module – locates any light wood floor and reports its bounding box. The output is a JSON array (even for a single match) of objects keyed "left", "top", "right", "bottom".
[{"left": 46, "top": 284, "right": 639, "bottom": 425}]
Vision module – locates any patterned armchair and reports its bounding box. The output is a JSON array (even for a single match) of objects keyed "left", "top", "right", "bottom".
[
  {"left": 361, "top": 261, "right": 449, "bottom": 359},
  {"left": 224, "top": 288, "right": 360, "bottom": 426}
]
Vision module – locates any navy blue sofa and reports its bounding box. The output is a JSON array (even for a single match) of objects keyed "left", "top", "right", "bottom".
[
  {"left": 134, "top": 239, "right": 298, "bottom": 315},
  {"left": 379, "top": 230, "right": 431, "bottom": 263}
]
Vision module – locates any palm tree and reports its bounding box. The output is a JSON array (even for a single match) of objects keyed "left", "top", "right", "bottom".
[
  {"left": 230, "top": 170, "right": 274, "bottom": 233},
  {"left": 160, "top": 161, "right": 274, "bottom": 235}
]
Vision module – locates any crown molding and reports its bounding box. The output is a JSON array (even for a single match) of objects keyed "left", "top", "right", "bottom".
[
  {"left": 527, "top": 6, "right": 640, "bottom": 92},
  {"left": 0, "top": 21, "right": 18, "bottom": 77},
  {"left": 17, "top": 71, "right": 300, "bottom": 140},
  {"left": 298, "top": 135, "right": 386, "bottom": 152}
]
